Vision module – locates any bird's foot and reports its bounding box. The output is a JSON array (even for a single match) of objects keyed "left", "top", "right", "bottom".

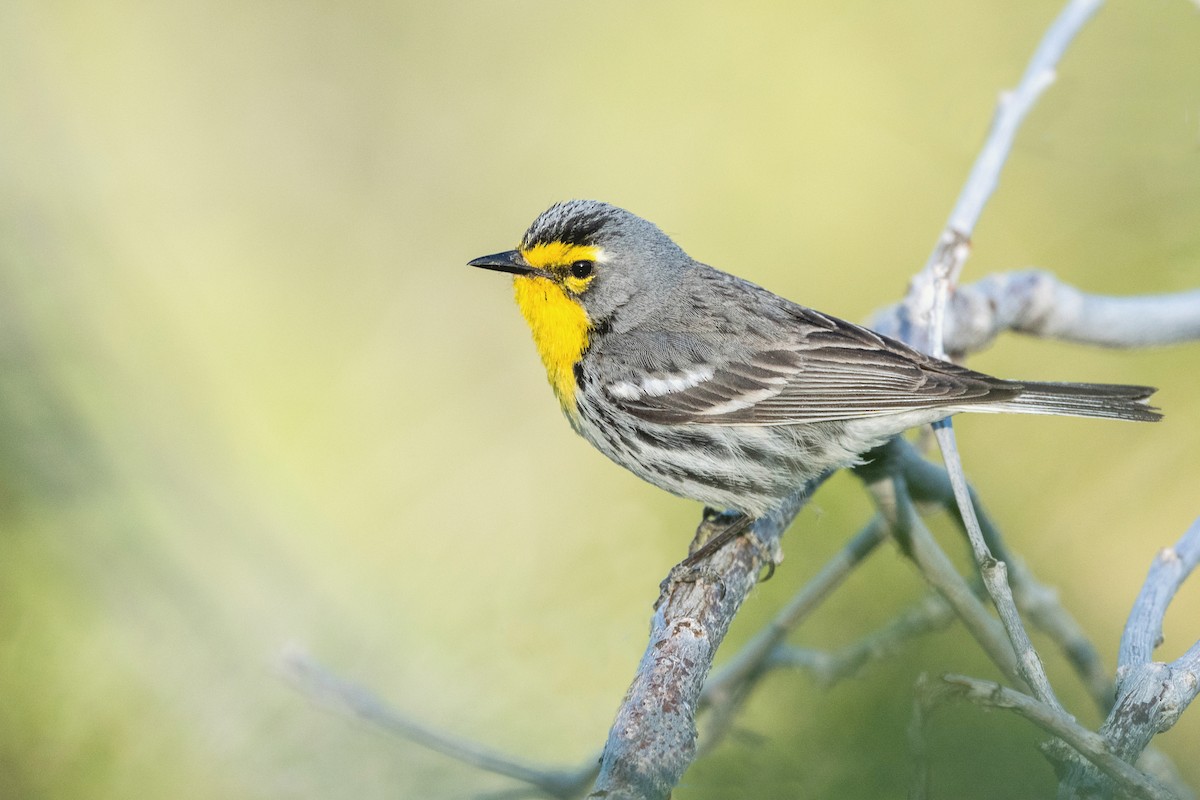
[
  {"left": 685, "top": 509, "right": 752, "bottom": 560},
  {"left": 653, "top": 510, "right": 779, "bottom": 611},
  {"left": 694, "top": 510, "right": 780, "bottom": 581}
]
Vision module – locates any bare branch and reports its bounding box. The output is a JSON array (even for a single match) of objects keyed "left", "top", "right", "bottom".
[
  {"left": 935, "top": 423, "right": 1065, "bottom": 708},
  {"left": 765, "top": 592, "right": 955, "bottom": 687},
  {"left": 919, "top": 674, "right": 1179, "bottom": 800},
  {"left": 872, "top": 270, "right": 1200, "bottom": 357},
  {"left": 1061, "top": 518, "right": 1200, "bottom": 798},
  {"left": 855, "top": 447, "right": 1023, "bottom": 686},
  {"left": 281, "top": 649, "right": 598, "bottom": 799},
  {"left": 706, "top": 592, "right": 955, "bottom": 772},
  {"left": 898, "top": 0, "right": 1105, "bottom": 351},
  {"left": 908, "top": 675, "right": 934, "bottom": 800},
  {"left": 948, "top": 0, "right": 1103, "bottom": 234},
  {"left": 892, "top": 0, "right": 1109, "bottom": 723},
  {"left": 1108, "top": 517, "right": 1200, "bottom": 759},
  {"left": 894, "top": 438, "right": 1116, "bottom": 708},
  {"left": 588, "top": 479, "right": 826, "bottom": 800},
  {"left": 1121, "top": 517, "right": 1200, "bottom": 671}
]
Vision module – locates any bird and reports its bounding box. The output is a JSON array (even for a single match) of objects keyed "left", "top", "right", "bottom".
[{"left": 469, "top": 200, "right": 1160, "bottom": 561}]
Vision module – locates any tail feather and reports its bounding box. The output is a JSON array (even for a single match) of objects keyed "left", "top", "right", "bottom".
[{"left": 980, "top": 381, "right": 1161, "bottom": 422}]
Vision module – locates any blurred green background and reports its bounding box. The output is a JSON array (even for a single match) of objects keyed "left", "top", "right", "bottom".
[{"left": 1, "top": 2, "right": 1198, "bottom": 798}]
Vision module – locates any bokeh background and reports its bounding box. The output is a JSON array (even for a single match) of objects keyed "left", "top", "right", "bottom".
[{"left": 1, "top": 2, "right": 1198, "bottom": 798}]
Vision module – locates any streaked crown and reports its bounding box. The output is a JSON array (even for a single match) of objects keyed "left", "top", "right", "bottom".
[{"left": 520, "top": 199, "right": 624, "bottom": 251}]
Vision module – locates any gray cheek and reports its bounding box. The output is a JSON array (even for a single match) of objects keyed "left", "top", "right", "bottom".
[{"left": 585, "top": 284, "right": 635, "bottom": 327}]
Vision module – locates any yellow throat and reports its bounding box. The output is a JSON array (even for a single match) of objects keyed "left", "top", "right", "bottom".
[{"left": 512, "top": 242, "right": 600, "bottom": 414}]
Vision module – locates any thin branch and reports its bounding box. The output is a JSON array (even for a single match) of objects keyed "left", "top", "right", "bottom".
[
  {"left": 1062, "top": 518, "right": 1200, "bottom": 798},
  {"left": 1121, "top": 517, "right": 1200, "bottom": 670},
  {"left": 896, "top": 0, "right": 1107, "bottom": 720},
  {"left": 705, "top": 593, "right": 956, "bottom": 770},
  {"left": 855, "top": 447, "right": 1023, "bottom": 687},
  {"left": 765, "top": 592, "right": 955, "bottom": 687},
  {"left": 281, "top": 649, "right": 598, "bottom": 799},
  {"left": 1110, "top": 516, "right": 1200, "bottom": 752},
  {"left": 946, "top": 0, "right": 1103, "bottom": 237},
  {"left": 920, "top": 674, "right": 1178, "bottom": 800},
  {"left": 933, "top": 422, "right": 1064, "bottom": 708},
  {"left": 894, "top": 438, "right": 1115, "bottom": 708},
  {"left": 899, "top": 0, "right": 1105, "bottom": 351},
  {"left": 908, "top": 675, "right": 934, "bottom": 800}
]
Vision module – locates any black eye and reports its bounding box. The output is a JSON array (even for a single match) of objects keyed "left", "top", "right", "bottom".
[{"left": 570, "top": 260, "right": 594, "bottom": 279}]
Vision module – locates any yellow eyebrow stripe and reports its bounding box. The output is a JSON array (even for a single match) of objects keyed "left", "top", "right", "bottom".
[{"left": 520, "top": 242, "right": 601, "bottom": 270}]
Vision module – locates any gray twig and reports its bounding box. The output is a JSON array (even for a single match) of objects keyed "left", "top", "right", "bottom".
[
  {"left": 855, "top": 447, "right": 1022, "bottom": 686},
  {"left": 899, "top": 0, "right": 1105, "bottom": 351},
  {"left": 934, "top": 422, "right": 1064, "bottom": 709},
  {"left": 1060, "top": 518, "right": 1200, "bottom": 799},
  {"left": 765, "top": 592, "right": 955, "bottom": 687},
  {"left": 897, "top": 0, "right": 1108, "bottom": 718},
  {"left": 280, "top": 648, "right": 598, "bottom": 799},
  {"left": 894, "top": 440, "right": 1115, "bottom": 708},
  {"left": 873, "top": 270, "right": 1200, "bottom": 358},
  {"left": 916, "top": 674, "right": 1178, "bottom": 800},
  {"left": 1120, "top": 517, "right": 1200, "bottom": 671}
]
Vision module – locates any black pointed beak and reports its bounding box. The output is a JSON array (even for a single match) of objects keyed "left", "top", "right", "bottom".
[{"left": 468, "top": 249, "right": 534, "bottom": 276}]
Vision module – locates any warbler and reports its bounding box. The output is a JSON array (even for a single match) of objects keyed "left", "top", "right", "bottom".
[{"left": 470, "top": 200, "right": 1160, "bottom": 535}]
